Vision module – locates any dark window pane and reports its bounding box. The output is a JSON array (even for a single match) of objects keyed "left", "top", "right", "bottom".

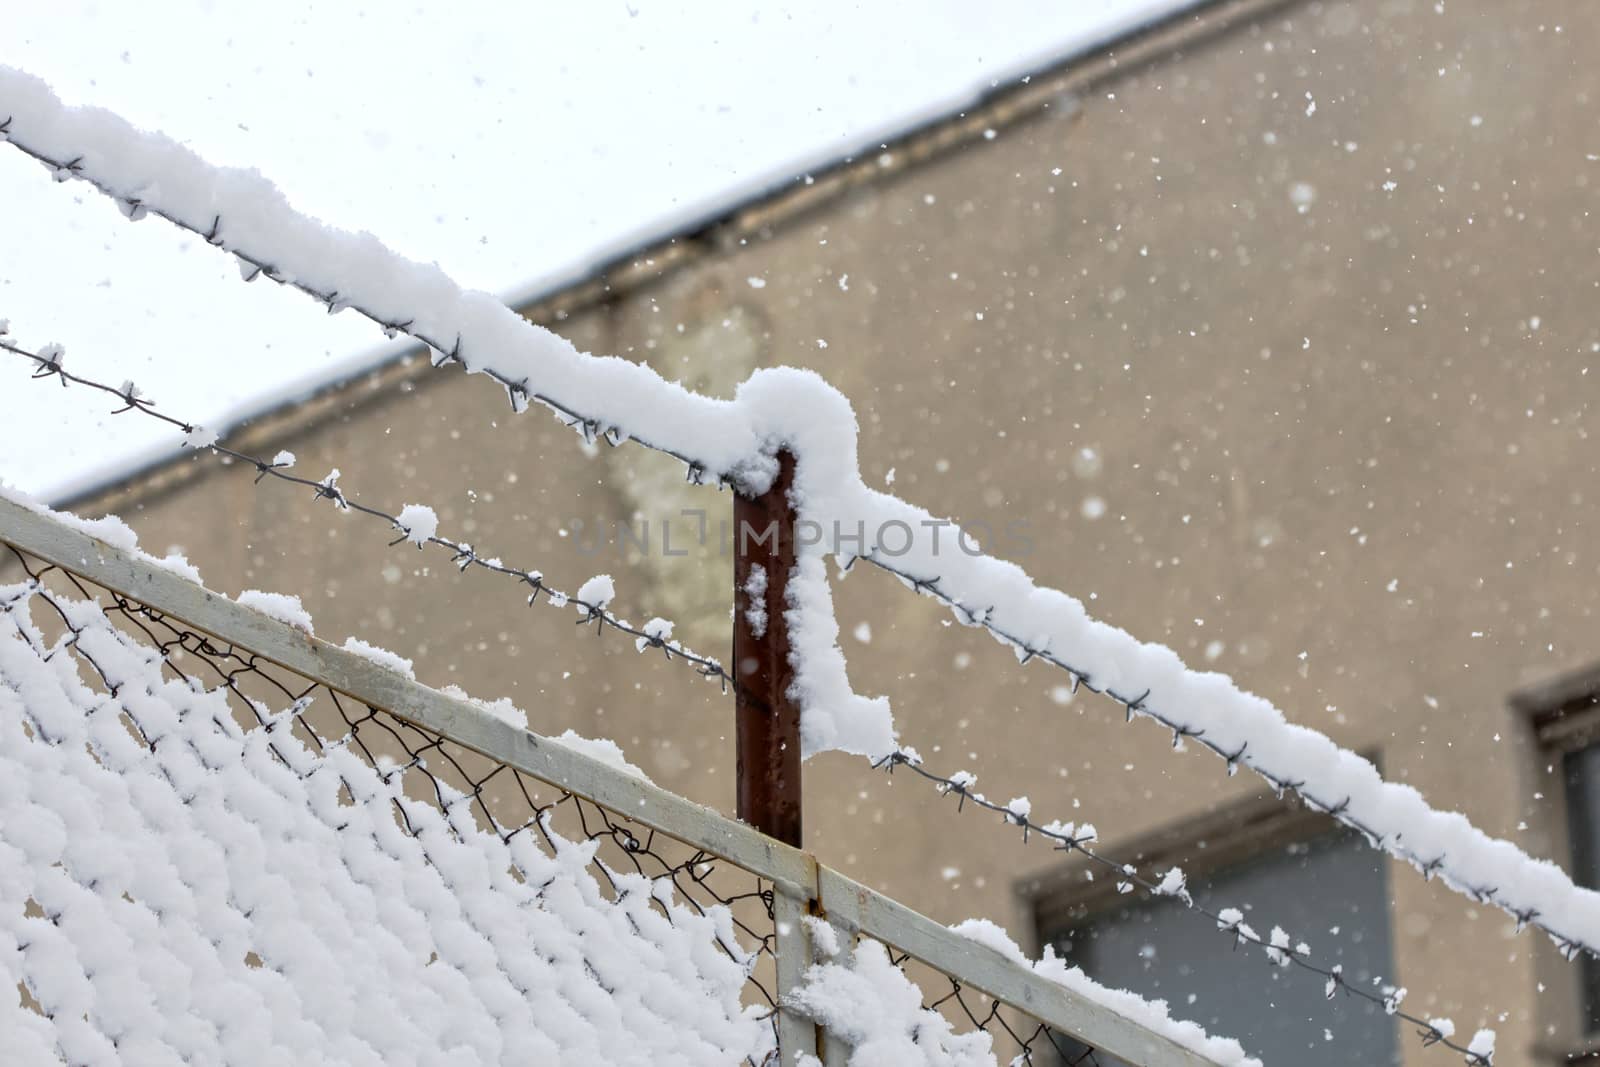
[
  {"left": 1041, "top": 830, "right": 1398, "bottom": 1066},
  {"left": 1564, "top": 746, "right": 1600, "bottom": 1033}
]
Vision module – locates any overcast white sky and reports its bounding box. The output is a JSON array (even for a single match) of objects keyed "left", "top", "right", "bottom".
[{"left": 0, "top": 0, "right": 1187, "bottom": 500}]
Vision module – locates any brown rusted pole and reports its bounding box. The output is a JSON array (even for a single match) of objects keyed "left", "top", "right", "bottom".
[{"left": 733, "top": 449, "right": 802, "bottom": 846}]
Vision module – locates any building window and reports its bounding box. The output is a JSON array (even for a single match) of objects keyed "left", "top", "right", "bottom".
[
  {"left": 1029, "top": 799, "right": 1400, "bottom": 1065},
  {"left": 1563, "top": 745, "right": 1600, "bottom": 1034},
  {"left": 1515, "top": 663, "right": 1600, "bottom": 1039}
]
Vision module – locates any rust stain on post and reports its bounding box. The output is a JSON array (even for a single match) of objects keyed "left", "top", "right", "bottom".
[{"left": 734, "top": 450, "right": 802, "bottom": 847}]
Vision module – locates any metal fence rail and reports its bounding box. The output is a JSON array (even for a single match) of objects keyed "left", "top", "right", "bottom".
[{"left": 0, "top": 493, "right": 1225, "bottom": 1067}]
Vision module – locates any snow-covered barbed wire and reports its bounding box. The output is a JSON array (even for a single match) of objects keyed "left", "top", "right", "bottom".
[
  {"left": 0, "top": 546, "right": 779, "bottom": 1065},
  {"left": 874, "top": 749, "right": 1493, "bottom": 1065},
  {"left": 4, "top": 63, "right": 1599, "bottom": 972},
  {"left": 836, "top": 550, "right": 1600, "bottom": 967},
  {"left": 0, "top": 333, "right": 739, "bottom": 695}
]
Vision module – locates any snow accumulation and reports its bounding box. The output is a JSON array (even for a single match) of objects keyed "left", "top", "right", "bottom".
[
  {"left": 952, "top": 920, "right": 1260, "bottom": 1067},
  {"left": 237, "top": 589, "right": 315, "bottom": 634},
  {"left": 0, "top": 580, "right": 764, "bottom": 1065},
  {"left": 786, "top": 939, "right": 996, "bottom": 1067},
  {"left": 742, "top": 564, "right": 768, "bottom": 639},
  {"left": 341, "top": 635, "right": 416, "bottom": 679},
  {"left": 785, "top": 924, "right": 1259, "bottom": 1067},
  {"left": 635, "top": 616, "right": 675, "bottom": 654},
  {"left": 552, "top": 729, "right": 652, "bottom": 783},
  {"left": 181, "top": 424, "right": 219, "bottom": 449},
  {"left": 5, "top": 62, "right": 1600, "bottom": 959},
  {"left": 1153, "top": 867, "right": 1188, "bottom": 900},
  {"left": 0, "top": 481, "right": 202, "bottom": 585},
  {"left": 436, "top": 684, "right": 530, "bottom": 732},
  {"left": 394, "top": 503, "right": 438, "bottom": 547},
  {"left": 575, "top": 573, "right": 616, "bottom": 612}
]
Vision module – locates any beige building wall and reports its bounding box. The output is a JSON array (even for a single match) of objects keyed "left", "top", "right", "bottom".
[{"left": 67, "top": 0, "right": 1600, "bottom": 1061}]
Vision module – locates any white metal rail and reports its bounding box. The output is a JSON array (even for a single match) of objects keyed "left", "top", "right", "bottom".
[{"left": 0, "top": 493, "right": 1224, "bottom": 1067}]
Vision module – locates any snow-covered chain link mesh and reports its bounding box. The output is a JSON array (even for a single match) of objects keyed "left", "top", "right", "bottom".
[
  {"left": 0, "top": 545, "right": 779, "bottom": 1065},
  {"left": 886, "top": 946, "right": 1112, "bottom": 1067}
]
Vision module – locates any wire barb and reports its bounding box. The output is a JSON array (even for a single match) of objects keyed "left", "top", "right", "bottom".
[
  {"left": 1, "top": 334, "right": 742, "bottom": 699},
  {"left": 872, "top": 745, "right": 1493, "bottom": 1064},
  {"left": 849, "top": 550, "right": 1595, "bottom": 983},
  {"left": 0, "top": 127, "right": 726, "bottom": 490}
]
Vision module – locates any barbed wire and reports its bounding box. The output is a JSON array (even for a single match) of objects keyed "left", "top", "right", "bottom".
[
  {"left": 872, "top": 747, "right": 1491, "bottom": 1065},
  {"left": 0, "top": 125, "right": 733, "bottom": 488},
  {"left": 844, "top": 550, "right": 1599, "bottom": 977},
  {"left": 0, "top": 543, "right": 784, "bottom": 1065},
  {"left": 0, "top": 332, "right": 744, "bottom": 697}
]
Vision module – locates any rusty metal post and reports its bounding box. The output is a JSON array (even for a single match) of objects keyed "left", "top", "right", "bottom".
[{"left": 733, "top": 450, "right": 802, "bottom": 846}]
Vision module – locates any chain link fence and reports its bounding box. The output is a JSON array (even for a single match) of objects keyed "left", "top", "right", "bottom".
[{"left": 0, "top": 500, "right": 1234, "bottom": 1067}]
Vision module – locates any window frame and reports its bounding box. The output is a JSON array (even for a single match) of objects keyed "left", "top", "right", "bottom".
[
  {"left": 1513, "top": 663, "right": 1600, "bottom": 753},
  {"left": 1019, "top": 772, "right": 1400, "bottom": 1066},
  {"left": 1512, "top": 662, "right": 1600, "bottom": 1057}
]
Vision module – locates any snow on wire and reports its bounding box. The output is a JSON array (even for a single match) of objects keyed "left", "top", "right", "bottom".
[
  {"left": 0, "top": 332, "right": 737, "bottom": 695},
  {"left": 873, "top": 749, "right": 1494, "bottom": 1064},
  {"left": 3, "top": 64, "right": 1599, "bottom": 974},
  {"left": 0, "top": 334, "right": 1324, "bottom": 1067},
  {"left": 0, "top": 553, "right": 774, "bottom": 1065}
]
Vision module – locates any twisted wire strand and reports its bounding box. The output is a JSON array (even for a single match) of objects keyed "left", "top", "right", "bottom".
[
  {"left": 845, "top": 550, "right": 1598, "bottom": 974},
  {"left": 0, "top": 334, "right": 739, "bottom": 695},
  {"left": 873, "top": 749, "right": 1490, "bottom": 1064},
  {"left": 0, "top": 124, "right": 728, "bottom": 486}
]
